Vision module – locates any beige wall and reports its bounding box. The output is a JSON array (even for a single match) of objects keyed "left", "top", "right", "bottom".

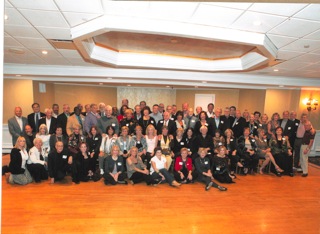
[
  {"left": 176, "top": 89, "right": 240, "bottom": 110},
  {"left": 33, "top": 81, "right": 55, "bottom": 111},
  {"left": 264, "top": 89, "right": 301, "bottom": 117},
  {"left": 238, "top": 89, "right": 266, "bottom": 114},
  {"left": 3, "top": 79, "right": 34, "bottom": 122},
  {"left": 299, "top": 89, "right": 320, "bottom": 129},
  {"left": 54, "top": 84, "right": 117, "bottom": 109}
]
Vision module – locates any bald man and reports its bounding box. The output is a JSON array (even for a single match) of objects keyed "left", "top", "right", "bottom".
[{"left": 8, "top": 107, "right": 28, "bottom": 146}]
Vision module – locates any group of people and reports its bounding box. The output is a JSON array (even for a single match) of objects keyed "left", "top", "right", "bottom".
[{"left": 7, "top": 99, "right": 316, "bottom": 192}]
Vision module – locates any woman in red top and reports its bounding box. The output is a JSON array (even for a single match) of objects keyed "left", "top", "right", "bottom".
[{"left": 173, "top": 148, "right": 194, "bottom": 183}]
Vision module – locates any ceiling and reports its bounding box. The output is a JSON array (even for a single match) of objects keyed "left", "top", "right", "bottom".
[{"left": 3, "top": 0, "right": 320, "bottom": 89}]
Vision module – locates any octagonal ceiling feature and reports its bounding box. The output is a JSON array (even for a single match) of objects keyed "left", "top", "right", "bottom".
[{"left": 71, "top": 14, "right": 278, "bottom": 72}]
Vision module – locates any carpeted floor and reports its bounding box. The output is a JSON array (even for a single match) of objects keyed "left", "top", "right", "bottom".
[{"left": 309, "top": 157, "right": 320, "bottom": 167}]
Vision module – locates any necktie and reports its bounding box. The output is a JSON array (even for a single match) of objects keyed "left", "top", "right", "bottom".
[
  {"left": 232, "top": 119, "right": 237, "bottom": 127},
  {"left": 35, "top": 113, "right": 39, "bottom": 131}
]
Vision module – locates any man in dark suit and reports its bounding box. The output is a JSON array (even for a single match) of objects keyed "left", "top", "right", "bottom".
[
  {"left": 221, "top": 107, "right": 235, "bottom": 133},
  {"left": 38, "top": 108, "right": 57, "bottom": 134},
  {"left": 157, "top": 111, "right": 176, "bottom": 136},
  {"left": 210, "top": 107, "right": 225, "bottom": 135},
  {"left": 280, "top": 110, "right": 295, "bottom": 139},
  {"left": 57, "top": 104, "right": 70, "bottom": 136},
  {"left": 8, "top": 106, "right": 28, "bottom": 146},
  {"left": 232, "top": 110, "right": 246, "bottom": 139},
  {"left": 27, "top": 102, "right": 45, "bottom": 133}
]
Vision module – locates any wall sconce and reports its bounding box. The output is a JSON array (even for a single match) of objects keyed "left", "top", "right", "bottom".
[{"left": 303, "top": 98, "right": 318, "bottom": 111}]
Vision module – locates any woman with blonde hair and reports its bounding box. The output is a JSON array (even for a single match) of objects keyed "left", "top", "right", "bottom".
[
  {"left": 8, "top": 136, "right": 33, "bottom": 185},
  {"left": 36, "top": 124, "right": 51, "bottom": 158},
  {"left": 144, "top": 124, "right": 158, "bottom": 169}
]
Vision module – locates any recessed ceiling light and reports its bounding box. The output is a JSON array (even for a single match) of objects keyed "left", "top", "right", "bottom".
[
  {"left": 166, "top": 85, "right": 170, "bottom": 88},
  {"left": 9, "top": 48, "right": 25, "bottom": 54},
  {"left": 202, "top": 81, "right": 207, "bottom": 84},
  {"left": 253, "top": 21, "right": 261, "bottom": 26},
  {"left": 273, "top": 69, "right": 279, "bottom": 72},
  {"left": 42, "top": 50, "right": 48, "bottom": 55},
  {"left": 304, "top": 45, "right": 310, "bottom": 49},
  {"left": 99, "top": 82, "right": 103, "bottom": 85},
  {"left": 4, "top": 15, "right": 8, "bottom": 20}
]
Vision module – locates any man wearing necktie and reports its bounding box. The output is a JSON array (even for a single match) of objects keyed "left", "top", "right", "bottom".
[{"left": 27, "top": 103, "right": 45, "bottom": 134}]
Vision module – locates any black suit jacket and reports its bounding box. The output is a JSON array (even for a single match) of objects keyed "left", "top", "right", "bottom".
[
  {"left": 39, "top": 117, "right": 57, "bottom": 134},
  {"left": 209, "top": 117, "right": 225, "bottom": 135},
  {"left": 232, "top": 117, "right": 247, "bottom": 139},
  {"left": 220, "top": 115, "right": 235, "bottom": 132},
  {"left": 157, "top": 119, "right": 176, "bottom": 135},
  {"left": 27, "top": 112, "right": 46, "bottom": 133},
  {"left": 279, "top": 119, "right": 295, "bottom": 138},
  {"left": 57, "top": 113, "right": 69, "bottom": 136}
]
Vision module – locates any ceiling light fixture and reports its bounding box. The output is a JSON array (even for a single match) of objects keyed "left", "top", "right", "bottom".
[
  {"left": 99, "top": 82, "right": 103, "bottom": 85},
  {"left": 127, "top": 84, "right": 131, "bottom": 87},
  {"left": 4, "top": 15, "right": 8, "bottom": 20},
  {"left": 273, "top": 69, "right": 279, "bottom": 72},
  {"left": 304, "top": 45, "right": 310, "bottom": 49},
  {"left": 42, "top": 50, "right": 48, "bottom": 55}
]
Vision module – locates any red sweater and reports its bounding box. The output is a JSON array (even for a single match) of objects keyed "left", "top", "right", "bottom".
[{"left": 174, "top": 156, "right": 192, "bottom": 172}]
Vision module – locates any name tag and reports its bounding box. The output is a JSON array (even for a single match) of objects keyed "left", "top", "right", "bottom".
[
  {"left": 95, "top": 137, "right": 98, "bottom": 140},
  {"left": 81, "top": 136, "right": 84, "bottom": 140},
  {"left": 117, "top": 162, "right": 122, "bottom": 166},
  {"left": 254, "top": 126, "right": 257, "bottom": 129},
  {"left": 282, "top": 137, "right": 286, "bottom": 141},
  {"left": 221, "top": 121, "right": 224, "bottom": 124},
  {"left": 288, "top": 127, "right": 291, "bottom": 130},
  {"left": 205, "top": 123, "right": 208, "bottom": 126},
  {"left": 295, "top": 123, "right": 299, "bottom": 126},
  {"left": 151, "top": 120, "right": 154, "bottom": 124},
  {"left": 264, "top": 139, "right": 267, "bottom": 142},
  {"left": 205, "top": 161, "right": 208, "bottom": 164},
  {"left": 160, "top": 120, "right": 163, "bottom": 123},
  {"left": 112, "top": 123, "right": 116, "bottom": 126},
  {"left": 120, "top": 142, "right": 123, "bottom": 145},
  {"left": 137, "top": 141, "right": 140, "bottom": 144},
  {"left": 216, "top": 167, "right": 220, "bottom": 171},
  {"left": 126, "top": 123, "right": 129, "bottom": 126},
  {"left": 236, "top": 122, "right": 239, "bottom": 125},
  {"left": 251, "top": 139, "right": 255, "bottom": 142},
  {"left": 179, "top": 162, "right": 183, "bottom": 165},
  {"left": 191, "top": 120, "right": 195, "bottom": 123},
  {"left": 170, "top": 118, "right": 174, "bottom": 121},
  {"left": 259, "top": 124, "right": 262, "bottom": 127},
  {"left": 230, "top": 139, "right": 234, "bottom": 142},
  {"left": 188, "top": 148, "right": 190, "bottom": 151},
  {"left": 207, "top": 152, "right": 211, "bottom": 155},
  {"left": 62, "top": 155, "right": 67, "bottom": 159},
  {"left": 218, "top": 142, "right": 222, "bottom": 145},
  {"left": 180, "top": 142, "right": 184, "bottom": 145}
]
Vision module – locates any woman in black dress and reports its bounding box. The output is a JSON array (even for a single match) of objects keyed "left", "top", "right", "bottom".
[
  {"left": 86, "top": 125, "right": 102, "bottom": 176},
  {"left": 212, "top": 146, "right": 234, "bottom": 183},
  {"left": 138, "top": 106, "right": 156, "bottom": 135},
  {"left": 71, "top": 142, "right": 90, "bottom": 184}
]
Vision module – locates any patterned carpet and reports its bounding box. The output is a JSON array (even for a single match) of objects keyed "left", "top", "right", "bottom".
[{"left": 309, "top": 157, "right": 320, "bottom": 167}]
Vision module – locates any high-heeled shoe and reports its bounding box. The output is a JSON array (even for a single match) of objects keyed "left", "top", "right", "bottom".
[
  {"left": 276, "top": 167, "right": 284, "bottom": 173},
  {"left": 259, "top": 168, "right": 264, "bottom": 175},
  {"left": 237, "top": 162, "right": 244, "bottom": 167}
]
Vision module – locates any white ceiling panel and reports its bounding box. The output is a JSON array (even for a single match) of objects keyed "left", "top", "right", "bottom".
[
  {"left": 248, "top": 3, "right": 307, "bottom": 16},
  {"left": 54, "top": 0, "right": 103, "bottom": 14},
  {"left": 102, "top": 2, "right": 149, "bottom": 17},
  {"left": 9, "top": 0, "right": 58, "bottom": 11},
  {"left": 191, "top": 3, "right": 244, "bottom": 27},
  {"left": 276, "top": 50, "right": 305, "bottom": 60},
  {"left": 19, "top": 9, "right": 69, "bottom": 28},
  {"left": 274, "top": 61, "right": 312, "bottom": 70},
  {"left": 14, "top": 37, "right": 54, "bottom": 49},
  {"left": 4, "top": 36, "right": 24, "bottom": 47},
  {"left": 66, "top": 57, "right": 90, "bottom": 66},
  {"left": 205, "top": 2, "right": 252, "bottom": 10},
  {"left": 4, "top": 8, "right": 32, "bottom": 26},
  {"left": 43, "top": 57, "right": 72, "bottom": 65},
  {"left": 291, "top": 53, "right": 320, "bottom": 63},
  {"left": 36, "top": 27, "right": 71, "bottom": 40},
  {"left": 293, "top": 4, "right": 320, "bottom": 22},
  {"left": 304, "top": 29, "right": 320, "bottom": 40},
  {"left": 231, "top": 11, "right": 286, "bottom": 33},
  {"left": 5, "top": 0, "right": 13, "bottom": 7},
  {"left": 267, "top": 34, "right": 298, "bottom": 49},
  {"left": 311, "top": 48, "right": 320, "bottom": 54},
  {"left": 268, "top": 18, "right": 320, "bottom": 38},
  {"left": 302, "top": 63, "right": 320, "bottom": 71},
  {"left": 5, "top": 25, "right": 43, "bottom": 38},
  {"left": 147, "top": 2, "right": 197, "bottom": 21},
  {"left": 57, "top": 49, "right": 81, "bottom": 58},
  {"left": 281, "top": 39, "right": 320, "bottom": 53},
  {"left": 62, "top": 12, "right": 102, "bottom": 27}
]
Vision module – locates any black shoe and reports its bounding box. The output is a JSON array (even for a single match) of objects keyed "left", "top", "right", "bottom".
[
  {"left": 302, "top": 173, "right": 308, "bottom": 177},
  {"left": 205, "top": 181, "right": 213, "bottom": 191},
  {"left": 276, "top": 172, "right": 282, "bottom": 177},
  {"left": 217, "top": 185, "right": 227, "bottom": 191},
  {"left": 289, "top": 173, "right": 294, "bottom": 177},
  {"left": 117, "top": 180, "right": 128, "bottom": 184}
]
